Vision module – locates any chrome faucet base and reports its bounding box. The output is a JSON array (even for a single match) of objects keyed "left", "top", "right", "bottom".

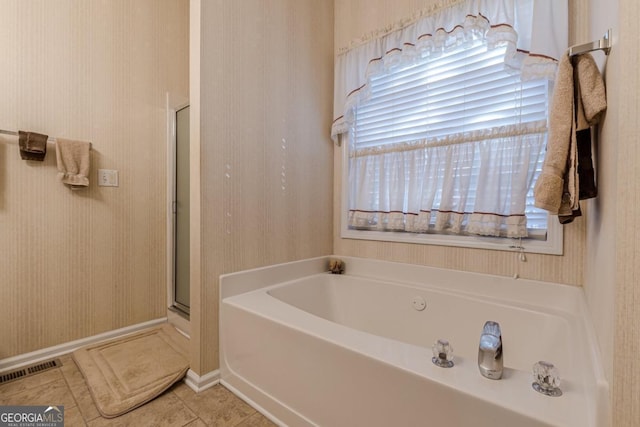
[
  {"left": 478, "top": 365, "right": 503, "bottom": 380},
  {"left": 532, "top": 382, "right": 563, "bottom": 397},
  {"left": 432, "top": 357, "right": 454, "bottom": 368}
]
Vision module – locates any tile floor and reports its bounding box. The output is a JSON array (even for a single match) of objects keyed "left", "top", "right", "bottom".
[{"left": 0, "top": 354, "right": 276, "bottom": 427}]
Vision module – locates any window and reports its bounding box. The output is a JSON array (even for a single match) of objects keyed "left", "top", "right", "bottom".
[
  {"left": 333, "top": 2, "right": 567, "bottom": 255},
  {"left": 349, "top": 40, "right": 548, "bottom": 230}
]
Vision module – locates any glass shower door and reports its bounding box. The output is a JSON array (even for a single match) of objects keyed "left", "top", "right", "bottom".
[{"left": 174, "top": 105, "right": 190, "bottom": 314}]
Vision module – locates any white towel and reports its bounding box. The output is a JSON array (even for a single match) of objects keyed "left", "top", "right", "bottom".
[{"left": 55, "top": 137, "right": 91, "bottom": 189}]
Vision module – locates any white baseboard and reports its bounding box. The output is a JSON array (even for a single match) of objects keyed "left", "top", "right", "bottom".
[
  {"left": 0, "top": 318, "right": 168, "bottom": 373},
  {"left": 184, "top": 369, "right": 220, "bottom": 393}
]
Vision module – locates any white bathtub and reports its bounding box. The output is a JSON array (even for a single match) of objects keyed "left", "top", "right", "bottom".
[{"left": 219, "top": 256, "right": 609, "bottom": 427}]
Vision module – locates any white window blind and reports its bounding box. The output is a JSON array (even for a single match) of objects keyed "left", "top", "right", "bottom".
[{"left": 349, "top": 40, "right": 550, "bottom": 237}]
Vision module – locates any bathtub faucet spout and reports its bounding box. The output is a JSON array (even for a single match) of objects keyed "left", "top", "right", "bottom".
[{"left": 478, "top": 321, "right": 503, "bottom": 380}]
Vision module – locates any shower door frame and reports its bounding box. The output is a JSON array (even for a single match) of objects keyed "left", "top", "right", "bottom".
[{"left": 167, "top": 101, "right": 191, "bottom": 317}]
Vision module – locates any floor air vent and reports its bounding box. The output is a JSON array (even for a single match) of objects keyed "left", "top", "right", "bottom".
[{"left": 0, "top": 359, "right": 61, "bottom": 385}]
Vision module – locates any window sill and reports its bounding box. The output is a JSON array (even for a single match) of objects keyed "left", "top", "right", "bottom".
[{"left": 340, "top": 221, "right": 563, "bottom": 255}]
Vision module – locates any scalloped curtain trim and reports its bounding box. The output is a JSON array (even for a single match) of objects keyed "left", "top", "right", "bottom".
[
  {"left": 332, "top": 0, "right": 568, "bottom": 141},
  {"left": 349, "top": 210, "right": 528, "bottom": 238},
  {"left": 351, "top": 120, "right": 548, "bottom": 158}
]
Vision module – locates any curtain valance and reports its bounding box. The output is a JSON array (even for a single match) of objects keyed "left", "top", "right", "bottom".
[{"left": 332, "top": 0, "right": 568, "bottom": 141}]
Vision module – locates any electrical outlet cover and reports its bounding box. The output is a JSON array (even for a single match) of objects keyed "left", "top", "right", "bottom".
[{"left": 98, "top": 169, "right": 119, "bottom": 187}]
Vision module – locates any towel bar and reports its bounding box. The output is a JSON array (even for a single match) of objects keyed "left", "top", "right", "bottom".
[
  {"left": 569, "top": 29, "right": 612, "bottom": 57},
  {"left": 0, "top": 128, "right": 92, "bottom": 150}
]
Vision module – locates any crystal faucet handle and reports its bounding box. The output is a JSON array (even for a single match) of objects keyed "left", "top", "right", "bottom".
[
  {"left": 431, "top": 339, "right": 454, "bottom": 368},
  {"left": 532, "top": 361, "right": 563, "bottom": 397}
]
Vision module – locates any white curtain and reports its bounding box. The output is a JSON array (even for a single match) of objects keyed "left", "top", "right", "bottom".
[
  {"left": 332, "top": 0, "right": 568, "bottom": 140},
  {"left": 339, "top": 0, "right": 567, "bottom": 238},
  {"left": 348, "top": 122, "right": 547, "bottom": 237}
]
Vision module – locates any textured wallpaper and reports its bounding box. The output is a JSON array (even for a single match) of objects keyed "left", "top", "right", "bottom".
[
  {"left": 0, "top": 0, "right": 189, "bottom": 359},
  {"left": 195, "top": 0, "right": 335, "bottom": 373}
]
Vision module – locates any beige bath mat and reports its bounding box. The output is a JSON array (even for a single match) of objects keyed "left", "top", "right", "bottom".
[{"left": 73, "top": 323, "right": 189, "bottom": 418}]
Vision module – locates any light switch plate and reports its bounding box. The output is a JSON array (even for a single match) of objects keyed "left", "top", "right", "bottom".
[{"left": 98, "top": 169, "right": 119, "bottom": 187}]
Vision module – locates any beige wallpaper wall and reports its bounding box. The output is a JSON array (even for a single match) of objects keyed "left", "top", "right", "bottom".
[
  {"left": 194, "top": 0, "right": 335, "bottom": 374},
  {"left": 332, "top": 0, "right": 586, "bottom": 286},
  {"left": 0, "top": 0, "right": 189, "bottom": 359},
  {"left": 583, "top": 0, "right": 618, "bottom": 397},
  {"left": 585, "top": 1, "right": 640, "bottom": 424},
  {"left": 577, "top": 0, "right": 640, "bottom": 422},
  {"left": 614, "top": 0, "right": 640, "bottom": 424}
]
